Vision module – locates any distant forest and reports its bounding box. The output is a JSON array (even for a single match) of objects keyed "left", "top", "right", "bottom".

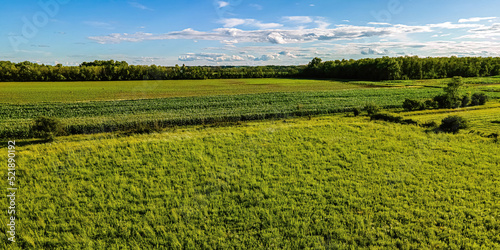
[{"left": 1, "top": 56, "right": 500, "bottom": 82}]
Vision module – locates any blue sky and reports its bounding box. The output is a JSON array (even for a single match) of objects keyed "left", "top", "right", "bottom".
[{"left": 1, "top": 0, "right": 500, "bottom": 66}]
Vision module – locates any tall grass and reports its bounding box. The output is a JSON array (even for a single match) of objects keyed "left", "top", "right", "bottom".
[{"left": 3, "top": 116, "right": 499, "bottom": 249}]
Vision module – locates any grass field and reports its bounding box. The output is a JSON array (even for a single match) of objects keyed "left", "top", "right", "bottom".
[{"left": 2, "top": 115, "right": 499, "bottom": 249}]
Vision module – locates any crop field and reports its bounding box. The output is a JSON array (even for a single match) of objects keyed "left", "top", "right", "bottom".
[
  {"left": 0, "top": 78, "right": 367, "bottom": 104},
  {"left": 1, "top": 76, "right": 499, "bottom": 104},
  {"left": 2, "top": 77, "right": 500, "bottom": 139},
  {"left": 2, "top": 116, "right": 499, "bottom": 249}
]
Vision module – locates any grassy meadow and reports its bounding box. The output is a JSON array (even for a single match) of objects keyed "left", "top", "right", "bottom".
[
  {"left": 1, "top": 77, "right": 500, "bottom": 249},
  {"left": 2, "top": 116, "right": 500, "bottom": 249}
]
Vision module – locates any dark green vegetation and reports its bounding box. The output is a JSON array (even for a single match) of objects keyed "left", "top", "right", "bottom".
[
  {"left": 2, "top": 56, "right": 500, "bottom": 82},
  {"left": 303, "top": 56, "right": 500, "bottom": 80},
  {"left": 2, "top": 116, "right": 499, "bottom": 249},
  {"left": 31, "top": 116, "right": 65, "bottom": 141},
  {"left": 403, "top": 76, "right": 489, "bottom": 111},
  {"left": 439, "top": 116, "right": 469, "bottom": 134}
]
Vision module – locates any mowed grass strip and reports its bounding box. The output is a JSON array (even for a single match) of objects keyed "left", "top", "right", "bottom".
[{"left": 3, "top": 116, "right": 500, "bottom": 249}]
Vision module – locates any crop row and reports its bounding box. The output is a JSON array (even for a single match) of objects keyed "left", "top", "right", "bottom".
[{"left": 2, "top": 88, "right": 499, "bottom": 139}]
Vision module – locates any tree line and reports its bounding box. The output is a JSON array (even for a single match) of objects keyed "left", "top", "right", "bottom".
[
  {"left": 0, "top": 60, "right": 301, "bottom": 81},
  {"left": 1, "top": 56, "right": 500, "bottom": 82},
  {"left": 304, "top": 56, "right": 500, "bottom": 80}
]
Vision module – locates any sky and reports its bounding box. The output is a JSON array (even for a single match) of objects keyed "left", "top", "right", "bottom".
[{"left": 1, "top": 0, "right": 500, "bottom": 66}]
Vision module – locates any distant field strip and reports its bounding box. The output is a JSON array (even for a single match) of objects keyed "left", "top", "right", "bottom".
[{"left": 0, "top": 78, "right": 366, "bottom": 104}]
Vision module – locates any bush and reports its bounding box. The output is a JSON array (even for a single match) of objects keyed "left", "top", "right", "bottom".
[
  {"left": 470, "top": 93, "right": 488, "bottom": 106},
  {"left": 421, "top": 121, "right": 438, "bottom": 128},
  {"left": 31, "top": 116, "right": 65, "bottom": 141},
  {"left": 352, "top": 107, "right": 361, "bottom": 117},
  {"left": 439, "top": 116, "right": 468, "bottom": 134},
  {"left": 424, "top": 99, "right": 438, "bottom": 109},
  {"left": 370, "top": 113, "right": 402, "bottom": 123},
  {"left": 364, "top": 103, "right": 381, "bottom": 115},
  {"left": 461, "top": 94, "right": 471, "bottom": 107},
  {"left": 403, "top": 99, "right": 424, "bottom": 111}
]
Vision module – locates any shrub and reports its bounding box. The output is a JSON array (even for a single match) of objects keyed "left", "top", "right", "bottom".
[
  {"left": 424, "top": 99, "right": 438, "bottom": 109},
  {"left": 403, "top": 99, "right": 424, "bottom": 111},
  {"left": 370, "top": 113, "right": 402, "bottom": 123},
  {"left": 352, "top": 107, "right": 361, "bottom": 117},
  {"left": 31, "top": 116, "right": 65, "bottom": 141},
  {"left": 421, "top": 121, "right": 438, "bottom": 128},
  {"left": 461, "top": 94, "right": 471, "bottom": 107},
  {"left": 439, "top": 116, "right": 468, "bottom": 134},
  {"left": 470, "top": 93, "right": 488, "bottom": 106},
  {"left": 364, "top": 103, "right": 381, "bottom": 115}
]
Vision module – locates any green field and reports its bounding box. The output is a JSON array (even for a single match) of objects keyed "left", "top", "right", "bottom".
[
  {"left": 2, "top": 77, "right": 500, "bottom": 249},
  {"left": 2, "top": 77, "right": 500, "bottom": 139},
  {"left": 0, "top": 78, "right": 367, "bottom": 104},
  {"left": 2, "top": 116, "right": 500, "bottom": 249}
]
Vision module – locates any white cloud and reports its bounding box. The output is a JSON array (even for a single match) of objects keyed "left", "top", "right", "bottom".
[
  {"left": 458, "top": 17, "right": 496, "bottom": 23},
  {"left": 428, "top": 22, "right": 481, "bottom": 29},
  {"left": 361, "top": 48, "right": 389, "bottom": 55},
  {"left": 282, "top": 16, "right": 313, "bottom": 24},
  {"left": 368, "top": 22, "right": 392, "bottom": 26},
  {"left": 89, "top": 24, "right": 432, "bottom": 45},
  {"left": 314, "top": 20, "right": 330, "bottom": 29},
  {"left": 217, "top": 1, "right": 230, "bottom": 8},
  {"left": 459, "top": 23, "right": 500, "bottom": 39},
  {"left": 253, "top": 54, "right": 279, "bottom": 61},
  {"left": 178, "top": 52, "right": 244, "bottom": 62},
  {"left": 219, "top": 18, "right": 283, "bottom": 29}
]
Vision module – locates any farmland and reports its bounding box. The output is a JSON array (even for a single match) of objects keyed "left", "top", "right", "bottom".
[
  {"left": 2, "top": 77, "right": 500, "bottom": 249},
  {"left": 2, "top": 77, "right": 500, "bottom": 139}
]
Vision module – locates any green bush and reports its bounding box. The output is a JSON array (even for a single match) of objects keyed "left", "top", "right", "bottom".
[
  {"left": 403, "top": 99, "right": 424, "bottom": 111},
  {"left": 363, "top": 103, "right": 381, "bottom": 115},
  {"left": 461, "top": 94, "right": 471, "bottom": 107},
  {"left": 370, "top": 113, "right": 402, "bottom": 123},
  {"left": 470, "top": 93, "right": 488, "bottom": 106},
  {"left": 424, "top": 99, "right": 438, "bottom": 109},
  {"left": 439, "top": 116, "right": 468, "bottom": 134},
  {"left": 31, "top": 116, "right": 65, "bottom": 141},
  {"left": 352, "top": 107, "right": 361, "bottom": 117}
]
